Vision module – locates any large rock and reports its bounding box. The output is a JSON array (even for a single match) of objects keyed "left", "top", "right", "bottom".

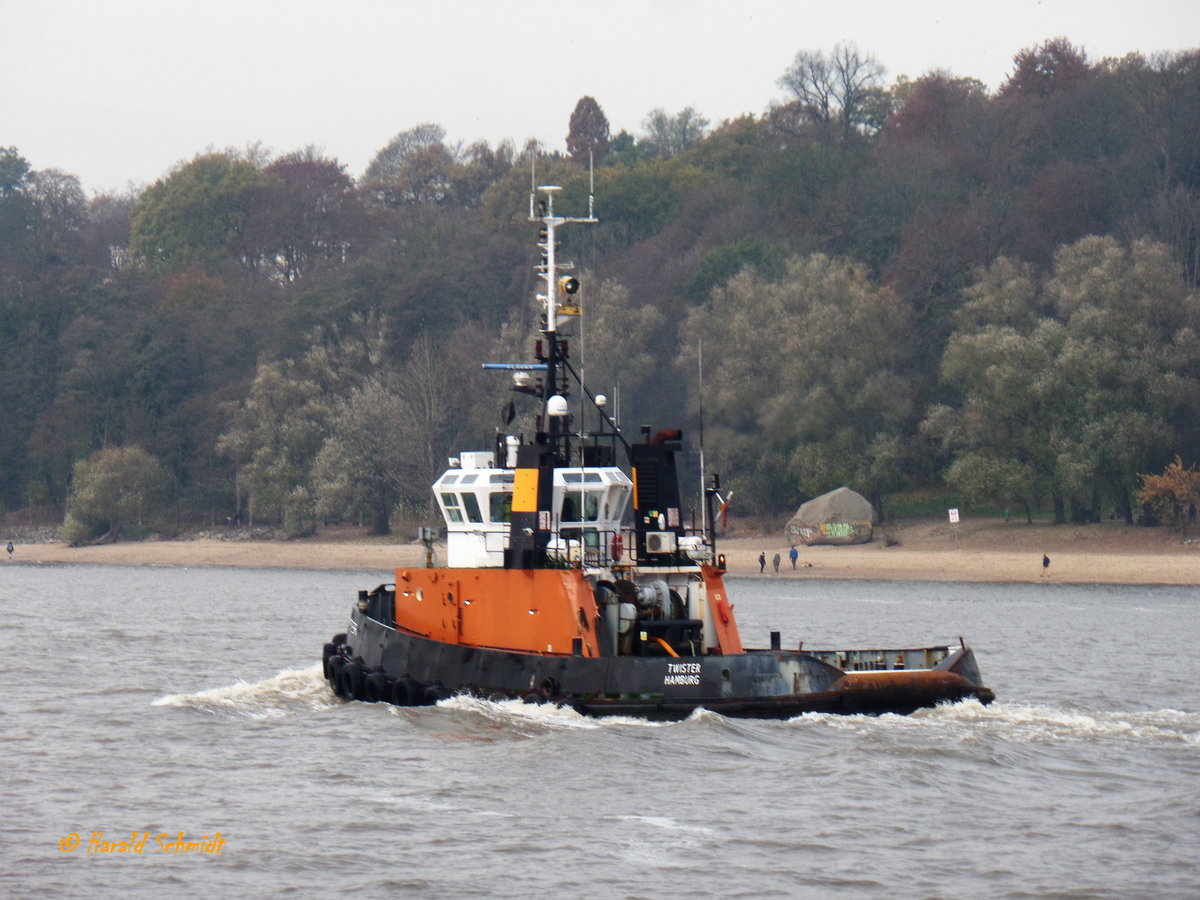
[{"left": 786, "top": 486, "right": 876, "bottom": 546}]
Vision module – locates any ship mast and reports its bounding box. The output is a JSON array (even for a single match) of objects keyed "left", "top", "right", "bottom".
[{"left": 530, "top": 185, "right": 596, "bottom": 464}]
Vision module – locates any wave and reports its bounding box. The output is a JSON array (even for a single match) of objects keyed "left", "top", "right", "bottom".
[
  {"left": 435, "top": 694, "right": 673, "bottom": 731},
  {"left": 153, "top": 663, "right": 338, "bottom": 718},
  {"left": 783, "top": 698, "right": 1200, "bottom": 745},
  {"left": 155, "top": 667, "right": 1199, "bottom": 746},
  {"left": 930, "top": 700, "right": 1200, "bottom": 744}
]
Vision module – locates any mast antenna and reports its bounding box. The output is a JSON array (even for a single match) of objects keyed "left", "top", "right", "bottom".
[
  {"left": 588, "top": 150, "right": 595, "bottom": 219},
  {"left": 528, "top": 154, "right": 536, "bottom": 218},
  {"left": 699, "top": 337, "right": 708, "bottom": 539}
]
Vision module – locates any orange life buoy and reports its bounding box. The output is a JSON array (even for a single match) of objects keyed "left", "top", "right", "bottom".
[{"left": 611, "top": 533, "right": 624, "bottom": 562}]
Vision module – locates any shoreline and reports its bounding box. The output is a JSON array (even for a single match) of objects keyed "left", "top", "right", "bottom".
[{"left": 5, "top": 520, "right": 1200, "bottom": 585}]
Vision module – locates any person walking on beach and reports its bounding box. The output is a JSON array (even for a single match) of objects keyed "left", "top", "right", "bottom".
[
  {"left": 772, "top": 552, "right": 781, "bottom": 574},
  {"left": 789, "top": 544, "right": 798, "bottom": 569},
  {"left": 758, "top": 551, "right": 766, "bottom": 574},
  {"left": 5, "top": 541, "right": 12, "bottom": 559}
]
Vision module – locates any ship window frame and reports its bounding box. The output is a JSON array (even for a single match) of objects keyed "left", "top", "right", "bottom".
[
  {"left": 489, "top": 491, "right": 513, "bottom": 522},
  {"left": 440, "top": 492, "right": 464, "bottom": 523},
  {"left": 561, "top": 489, "right": 603, "bottom": 523},
  {"left": 462, "top": 492, "right": 484, "bottom": 524}
]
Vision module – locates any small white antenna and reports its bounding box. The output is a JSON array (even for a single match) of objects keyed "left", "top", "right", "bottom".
[
  {"left": 588, "top": 150, "right": 595, "bottom": 219},
  {"left": 529, "top": 155, "right": 536, "bottom": 218}
]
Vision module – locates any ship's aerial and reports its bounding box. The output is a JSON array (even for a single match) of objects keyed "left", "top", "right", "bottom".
[{"left": 321, "top": 184, "right": 994, "bottom": 719}]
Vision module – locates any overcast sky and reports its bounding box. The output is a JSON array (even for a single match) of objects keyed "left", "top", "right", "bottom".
[{"left": 5, "top": 0, "right": 1198, "bottom": 195}]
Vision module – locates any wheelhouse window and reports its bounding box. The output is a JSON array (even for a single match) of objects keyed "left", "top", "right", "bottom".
[
  {"left": 440, "top": 492, "right": 463, "bottom": 523},
  {"left": 462, "top": 492, "right": 484, "bottom": 524},
  {"left": 490, "top": 492, "right": 513, "bottom": 522},
  {"left": 562, "top": 490, "right": 602, "bottom": 522}
]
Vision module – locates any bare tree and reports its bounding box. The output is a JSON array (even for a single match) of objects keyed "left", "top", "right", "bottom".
[
  {"left": 777, "top": 42, "right": 886, "bottom": 141},
  {"left": 640, "top": 107, "right": 710, "bottom": 158}
]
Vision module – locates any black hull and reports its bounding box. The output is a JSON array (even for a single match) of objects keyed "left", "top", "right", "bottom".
[{"left": 322, "top": 611, "right": 994, "bottom": 721}]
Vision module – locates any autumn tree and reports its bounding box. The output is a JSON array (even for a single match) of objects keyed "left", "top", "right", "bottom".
[
  {"left": 1137, "top": 456, "right": 1200, "bottom": 526},
  {"left": 244, "top": 149, "right": 362, "bottom": 282},
  {"left": 62, "top": 446, "right": 172, "bottom": 544},
  {"left": 998, "top": 37, "right": 1091, "bottom": 99},
  {"left": 566, "top": 96, "right": 611, "bottom": 164}
]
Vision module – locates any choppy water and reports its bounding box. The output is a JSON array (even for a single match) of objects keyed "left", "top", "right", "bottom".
[{"left": 1, "top": 565, "right": 1197, "bottom": 898}]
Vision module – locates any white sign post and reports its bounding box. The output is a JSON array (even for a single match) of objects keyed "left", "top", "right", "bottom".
[{"left": 948, "top": 508, "right": 960, "bottom": 547}]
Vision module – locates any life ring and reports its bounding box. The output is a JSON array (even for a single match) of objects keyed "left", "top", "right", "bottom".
[{"left": 611, "top": 533, "right": 623, "bottom": 562}]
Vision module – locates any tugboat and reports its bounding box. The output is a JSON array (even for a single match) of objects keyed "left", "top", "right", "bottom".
[{"left": 321, "top": 185, "right": 994, "bottom": 719}]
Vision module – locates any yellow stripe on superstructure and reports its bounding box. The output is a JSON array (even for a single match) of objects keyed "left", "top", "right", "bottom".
[{"left": 512, "top": 468, "right": 539, "bottom": 513}]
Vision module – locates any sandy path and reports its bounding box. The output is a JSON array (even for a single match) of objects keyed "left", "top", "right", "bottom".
[{"left": 6, "top": 519, "right": 1200, "bottom": 585}]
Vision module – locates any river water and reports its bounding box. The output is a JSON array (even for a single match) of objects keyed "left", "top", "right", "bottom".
[{"left": 1, "top": 564, "right": 1196, "bottom": 898}]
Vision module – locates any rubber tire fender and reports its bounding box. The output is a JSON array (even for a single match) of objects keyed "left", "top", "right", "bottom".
[
  {"left": 340, "top": 662, "right": 366, "bottom": 701},
  {"left": 363, "top": 672, "right": 390, "bottom": 703},
  {"left": 326, "top": 656, "right": 347, "bottom": 697},
  {"left": 322, "top": 642, "right": 339, "bottom": 680}
]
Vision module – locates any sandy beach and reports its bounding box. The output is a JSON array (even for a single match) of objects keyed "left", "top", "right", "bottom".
[{"left": 5, "top": 518, "right": 1200, "bottom": 585}]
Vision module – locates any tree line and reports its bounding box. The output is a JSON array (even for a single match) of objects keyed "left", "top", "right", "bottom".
[{"left": 2, "top": 38, "right": 1199, "bottom": 540}]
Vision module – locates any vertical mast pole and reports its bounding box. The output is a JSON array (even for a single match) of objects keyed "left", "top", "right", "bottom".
[{"left": 699, "top": 337, "right": 709, "bottom": 544}]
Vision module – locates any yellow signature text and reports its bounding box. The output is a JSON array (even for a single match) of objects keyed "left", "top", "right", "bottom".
[{"left": 59, "top": 830, "right": 227, "bottom": 855}]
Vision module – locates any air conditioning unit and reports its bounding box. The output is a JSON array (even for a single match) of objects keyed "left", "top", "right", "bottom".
[{"left": 645, "top": 531, "right": 677, "bottom": 553}]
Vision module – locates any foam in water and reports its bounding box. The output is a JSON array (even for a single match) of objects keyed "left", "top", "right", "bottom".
[
  {"left": 783, "top": 698, "right": 1200, "bottom": 745},
  {"left": 155, "top": 668, "right": 1200, "bottom": 746},
  {"left": 948, "top": 702, "right": 1200, "bottom": 744},
  {"left": 436, "top": 694, "right": 671, "bottom": 730},
  {"left": 153, "top": 663, "right": 337, "bottom": 718}
]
